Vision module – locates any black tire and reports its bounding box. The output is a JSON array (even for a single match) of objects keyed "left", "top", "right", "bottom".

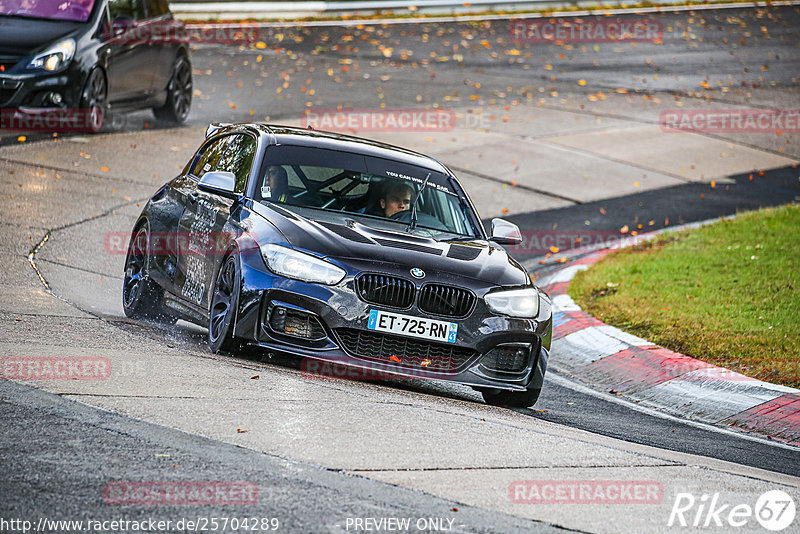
[
  {"left": 122, "top": 226, "right": 177, "bottom": 324},
  {"left": 153, "top": 56, "right": 192, "bottom": 124},
  {"left": 481, "top": 387, "right": 542, "bottom": 408},
  {"left": 208, "top": 254, "right": 242, "bottom": 354},
  {"left": 80, "top": 68, "right": 107, "bottom": 133}
]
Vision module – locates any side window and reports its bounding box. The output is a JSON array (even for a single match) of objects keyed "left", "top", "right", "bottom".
[
  {"left": 190, "top": 136, "right": 231, "bottom": 179},
  {"left": 108, "top": 0, "right": 144, "bottom": 20},
  {"left": 144, "top": 0, "right": 168, "bottom": 17},
  {"left": 215, "top": 135, "right": 256, "bottom": 194}
]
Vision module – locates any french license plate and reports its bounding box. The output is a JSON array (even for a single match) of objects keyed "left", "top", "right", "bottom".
[{"left": 367, "top": 310, "right": 458, "bottom": 343}]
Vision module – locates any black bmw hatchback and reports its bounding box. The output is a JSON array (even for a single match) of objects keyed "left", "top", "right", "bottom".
[
  {"left": 123, "top": 124, "right": 553, "bottom": 407},
  {"left": 0, "top": 0, "right": 191, "bottom": 131}
]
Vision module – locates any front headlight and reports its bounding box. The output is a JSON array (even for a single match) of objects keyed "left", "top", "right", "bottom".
[
  {"left": 484, "top": 287, "right": 540, "bottom": 318},
  {"left": 27, "top": 38, "right": 76, "bottom": 72},
  {"left": 261, "top": 244, "right": 345, "bottom": 285}
]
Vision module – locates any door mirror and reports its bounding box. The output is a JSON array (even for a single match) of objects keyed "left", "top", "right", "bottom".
[
  {"left": 198, "top": 171, "right": 237, "bottom": 197},
  {"left": 490, "top": 218, "right": 522, "bottom": 245},
  {"left": 111, "top": 16, "right": 135, "bottom": 36}
]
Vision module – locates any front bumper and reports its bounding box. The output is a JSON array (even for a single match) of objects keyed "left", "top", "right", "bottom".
[
  {"left": 1, "top": 69, "right": 96, "bottom": 133},
  {"left": 232, "top": 254, "right": 551, "bottom": 392},
  {"left": 0, "top": 68, "right": 84, "bottom": 109}
]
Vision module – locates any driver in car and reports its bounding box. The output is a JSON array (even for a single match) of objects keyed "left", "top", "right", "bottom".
[
  {"left": 380, "top": 180, "right": 413, "bottom": 218},
  {"left": 262, "top": 165, "right": 288, "bottom": 203}
]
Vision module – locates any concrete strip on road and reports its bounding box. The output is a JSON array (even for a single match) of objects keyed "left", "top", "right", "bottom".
[
  {"left": 446, "top": 169, "right": 572, "bottom": 219},
  {"left": 436, "top": 139, "right": 687, "bottom": 203},
  {"left": 542, "top": 125, "right": 799, "bottom": 183},
  {"left": 273, "top": 102, "right": 795, "bottom": 208}
]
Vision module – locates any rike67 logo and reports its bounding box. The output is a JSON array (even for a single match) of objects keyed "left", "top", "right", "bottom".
[{"left": 669, "top": 490, "right": 796, "bottom": 531}]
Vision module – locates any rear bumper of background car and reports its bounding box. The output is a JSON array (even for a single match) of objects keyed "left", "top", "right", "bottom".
[{"left": 232, "top": 253, "right": 551, "bottom": 392}]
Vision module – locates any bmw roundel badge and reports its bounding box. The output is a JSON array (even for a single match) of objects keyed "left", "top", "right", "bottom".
[{"left": 410, "top": 268, "right": 425, "bottom": 279}]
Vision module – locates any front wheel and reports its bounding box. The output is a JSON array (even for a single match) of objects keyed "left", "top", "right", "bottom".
[
  {"left": 80, "top": 68, "right": 107, "bottom": 133},
  {"left": 153, "top": 56, "right": 192, "bottom": 124},
  {"left": 481, "top": 387, "right": 542, "bottom": 408},
  {"left": 208, "top": 254, "right": 242, "bottom": 354},
  {"left": 122, "top": 226, "right": 176, "bottom": 324}
]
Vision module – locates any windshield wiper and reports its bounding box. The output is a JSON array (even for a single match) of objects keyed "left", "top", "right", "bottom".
[
  {"left": 439, "top": 236, "right": 479, "bottom": 243},
  {"left": 407, "top": 172, "right": 431, "bottom": 233}
]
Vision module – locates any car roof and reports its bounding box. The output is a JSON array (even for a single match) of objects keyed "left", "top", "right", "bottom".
[{"left": 218, "top": 123, "right": 451, "bottom": 175}]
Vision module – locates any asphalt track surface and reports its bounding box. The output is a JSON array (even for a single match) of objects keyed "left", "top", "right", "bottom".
[
  {"left": 0, "top": 379, "right": 544, "bottom": 533},
  {"left": 2, "top": 5, "right": 799, "bottom": 533}
]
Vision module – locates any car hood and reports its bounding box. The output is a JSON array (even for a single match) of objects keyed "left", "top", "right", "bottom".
[
  {"left": 0, "top": 17, "right": 82, "bottom": 56},
  {"left": 250, "top": 202, "right": 530, "bottom": 288}
]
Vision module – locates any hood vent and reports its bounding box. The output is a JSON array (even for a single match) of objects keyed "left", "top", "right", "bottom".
[
  {"left": 374, "top": 238, "right": 442, "bottom": 256},
  {"left": 446, "top": 244, "right": 481, "bottom": 261},
  {"left": 316, "top": 221, "right": 375, "bottom": 245}
]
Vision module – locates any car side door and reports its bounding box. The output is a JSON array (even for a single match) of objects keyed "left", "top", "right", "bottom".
[
  {"left": 198, "top": 134, "right": 258, "bottom": 310},
  {"left": 104, "top": 0, "right": 154, "bottom": 101},
  {"left": 141, "top": 0, "right": 177, "bottom": 92},
  {"left": 175, "top": 134, "right": 256, "bottom": 310}
]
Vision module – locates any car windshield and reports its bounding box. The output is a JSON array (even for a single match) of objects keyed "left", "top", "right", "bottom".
[
  {"left": 0, "top": 0, "right": 95, "bottom": 22},
  {"left": 255, "top": 145, "right": 480, "bottom": 239}
]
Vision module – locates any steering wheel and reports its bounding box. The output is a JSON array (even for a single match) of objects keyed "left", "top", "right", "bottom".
[{"left": 389, "top": 209, "right": 412, "bottom": 222}]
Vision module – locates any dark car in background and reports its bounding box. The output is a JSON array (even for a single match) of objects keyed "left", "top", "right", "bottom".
[
  {"left": 123, "top": 124, "right": 553, "bottom": 407},
  {"left": 0, "top": 0, "right": 192, "bottom": 131}
]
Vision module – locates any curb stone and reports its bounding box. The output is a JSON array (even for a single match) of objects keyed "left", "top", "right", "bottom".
[{"left": 534, "top": 228, "right": 800, "bottom": 447}]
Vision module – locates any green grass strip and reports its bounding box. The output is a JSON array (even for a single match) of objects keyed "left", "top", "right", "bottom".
[{"left": 570, "top": 204, "right": 800, "bottom": 388}]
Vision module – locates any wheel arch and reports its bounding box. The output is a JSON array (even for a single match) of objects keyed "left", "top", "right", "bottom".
[
  {"left": 175, "top": 45, "right": 190, "bottom": 61},
  {"left": 81, "top": 66, "right": 108, "bottom": 101},
  {"left": 127, "top": 216, "right": 157, "bottom": 281},
  {"left": 211, "top": 243, "right": 244, "bottom": 322}
]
